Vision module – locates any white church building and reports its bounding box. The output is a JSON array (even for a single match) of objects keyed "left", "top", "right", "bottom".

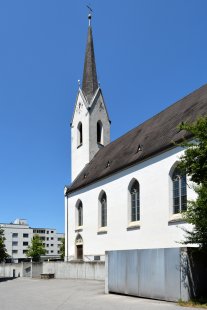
[{"left": 64, "top": 15, "right": 207, "bottom": 261}]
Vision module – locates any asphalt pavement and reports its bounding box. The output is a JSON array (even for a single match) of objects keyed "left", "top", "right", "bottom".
[{"left": 0, "top": 278, "right": 198, "bottom": 310}]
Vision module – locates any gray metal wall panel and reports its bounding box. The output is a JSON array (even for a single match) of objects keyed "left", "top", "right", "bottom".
[
  {"left": 107, "top": 248, "right": 188, "bottom": 302},
  {"left": 139, "top": 249, "right": 153, "bottom": 297},
  {"left": 108, "top": 251, "right": 118, "bottom": 292},
  {"left": 126, "top": 250, "right": 139, "bottom": 295},
  {"left": 164, "top": 248, "right": 181, "bottom": 301},
  {"left": 116, "top": 251, "right": 127, "bottom": 294},
  {"left": 148, "top": 249, "right": 165, "bottom": 300}
]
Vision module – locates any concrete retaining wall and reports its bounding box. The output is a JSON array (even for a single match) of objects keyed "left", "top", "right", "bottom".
[
  {"left": 43, "top": 261, "right": 105, "bottom": 280},
  {"left": 0, "top": 261, "right": 105, "bottom": 280},
  {"left": 32, "top": 263, "right": 43, "bottom": 278},
  {"left": 0, "top": 263, "right": 24, "bottom": 278}
]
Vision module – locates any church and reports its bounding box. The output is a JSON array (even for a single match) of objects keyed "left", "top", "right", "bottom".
[{"left": 64, "top": 14, "right": 207, "bottom": 261}]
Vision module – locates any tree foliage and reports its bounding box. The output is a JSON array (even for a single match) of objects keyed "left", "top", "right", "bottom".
[
  {"left": 0, "top": 227, "right": 8, "bottom": 262},
  {"left": 59, "top": 237, "right": 65, "bottom": 260},
  {"left": 26, "top": 234, "right": 46, "bottom": 262},
  {"left": 178, "top": 116, "right": 207, "bottom": 252}
]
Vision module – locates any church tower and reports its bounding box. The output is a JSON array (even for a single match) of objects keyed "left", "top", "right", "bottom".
[{"left": 71, "top": 14, "right": 110, "bottom": 181}]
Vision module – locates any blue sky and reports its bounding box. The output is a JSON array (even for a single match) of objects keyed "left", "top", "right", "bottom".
[{"left": 0, "top": 0, "right": 207, "bottom": 232}]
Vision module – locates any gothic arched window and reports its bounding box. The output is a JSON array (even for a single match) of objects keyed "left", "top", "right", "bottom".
[
  {"left": 99, "top": 191, "right": 107, "bottom": 228},
  {"left": 77, "top": 122, "right": 83, "bottom": 146},
  {"left": 76, "top": 200, "right": 83, "bottom": 227},
  {"left": 97, "top": 121, "right": 103, "bottom": 144},
  {"left": 172, "top": 167, "right": 187, "bottom": 214},
  {"left": 130, "top": 180, "right": 140, "bottom": 222}
]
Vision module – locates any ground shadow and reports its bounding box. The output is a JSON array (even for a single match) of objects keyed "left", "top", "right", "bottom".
[{"left": 0, "top": 277, "right": 17, "bottom": 282}]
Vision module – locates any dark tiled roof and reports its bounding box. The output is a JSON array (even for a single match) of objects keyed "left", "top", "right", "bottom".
[
  {"left": 82, "top": 26, "right": 98, "bottom": 102},
  {"left": 67, "top": 84, "right": 207, "bottom": 194}
]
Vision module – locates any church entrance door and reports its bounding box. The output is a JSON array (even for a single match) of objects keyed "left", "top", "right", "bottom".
[
  {"left": 76, "top": 245, "right": 83, "bottom": 259},
  {"left": 75, "top": 234, "right": 83, "bottom": 260}
]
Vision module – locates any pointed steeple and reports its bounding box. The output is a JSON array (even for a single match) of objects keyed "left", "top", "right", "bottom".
[{"left": 82, "top": 14, "right": 98, "bottom": 102}]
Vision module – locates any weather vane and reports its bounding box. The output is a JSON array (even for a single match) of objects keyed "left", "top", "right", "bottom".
[{"left": 86, "top": 5, "right": 93, "bottom": 26}]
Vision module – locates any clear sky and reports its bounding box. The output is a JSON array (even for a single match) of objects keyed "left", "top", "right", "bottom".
[{"left": 0, "top": 0, "right": 207, "bottom": 232}]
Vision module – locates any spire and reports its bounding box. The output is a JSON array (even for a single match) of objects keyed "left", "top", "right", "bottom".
[{"left": 82, "top": 14, "right": 98, "bottom": 102}]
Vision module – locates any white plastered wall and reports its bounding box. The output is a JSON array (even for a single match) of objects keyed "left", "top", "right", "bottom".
[
  {"left": 71, "top": 89, "right": 110, "bottom": 181},
  {"left": 67, "top": 146, "right": 196, "bottom": 261},
  {"left": 71, "top": 92, "right": 90, "bottom": 181}
]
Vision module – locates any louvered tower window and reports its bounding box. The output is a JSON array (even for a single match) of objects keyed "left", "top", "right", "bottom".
[{"left": 77, "top": 122, "right": 83, "bottom": 146}]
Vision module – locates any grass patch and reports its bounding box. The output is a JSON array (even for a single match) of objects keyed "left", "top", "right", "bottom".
[{"left": 178, "top": 299, "right": 207, "bottom": 309}]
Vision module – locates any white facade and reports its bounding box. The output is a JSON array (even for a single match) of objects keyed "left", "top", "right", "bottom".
[
  {"left": 65, "top": 146, "right": 195, "bottom": 261},
  {"left": 71, "top": 88, "right": 110, "bottom": 181},
  {"left": 65, "top": 16, "right": 199, "bottom": 262},
  {"left": 0, "top": 219, "right": 64, "bottom": 262}
]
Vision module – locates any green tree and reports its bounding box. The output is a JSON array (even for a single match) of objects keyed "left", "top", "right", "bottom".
[
  {"left": 178, "top": 116, "right": 207, "bottom": 252},
  {"left": 26, "top": 234, "right": 46, "bottom": 262},
  {"left": 59, "top": 237, "right": 65, "bottom": 260},
  {"left": 0, "top": 227, "right": 8, "bottom": 262}
]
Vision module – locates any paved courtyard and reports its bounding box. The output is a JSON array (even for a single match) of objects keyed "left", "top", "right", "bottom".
[{"left": 0, "top": 278, "right": 198, "bottom": 310}]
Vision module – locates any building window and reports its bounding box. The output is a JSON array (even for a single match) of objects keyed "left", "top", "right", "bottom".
[
  {"left": 77, "top": 122, "right": 83, "bottom": 146},
  {"left": 97, "top": 121, "right": 103, "bottom": 144},
  {"left": 23, "top": 242, "right": 28, "bottom": 246},
  {"left": 23, "top": 233, "right": 29, "bottom": 238},
  {"left": 99, "top": 191, "right": 107, "bottom": 227},
  {"left": 23, "top": 250, "right": 27, "bottom": 254},
  {"left": 12, "top": 241, "right": 18, "bottom": 246},
  {"left": 33, "top": 229, "right": 45, "bottom": 234},
  {"left": 51, "top": 237, "right": 54, "bottom": 240},
  {"left": 129, "top": 179, "right": 140, "bottom": 222},
  {"left": 51, "top": 231, "right": 54, "bottom": 234},
  {"left": 51, "top": 250, "right": 54, "bottom": 253},
  {"left": 12, "top": 250, "right": 18, "bottom": 254},
  {"left": 12, "top": 233, "right": 18, "bottom": 238},
  {"left": 172, "top": 167, "right": 187, "bottom": 214},
  {"left": 51, "top": 244, "right": 54, "bottom": 247},
  {"left": 76, "top": 200, "right": 83, "bottom": 227},
  {"left": 46, "top": 244, "right": 49, "bottom": 247}
]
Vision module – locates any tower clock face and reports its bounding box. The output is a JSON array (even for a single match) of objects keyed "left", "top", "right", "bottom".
[{"left": 76, "top": 102, "right": 83, "bottom": 113}]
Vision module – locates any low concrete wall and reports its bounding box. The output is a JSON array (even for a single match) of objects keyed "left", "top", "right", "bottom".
[
  {"left": 43, "top": 261, "right": 105, "bottom": 281},
  {"left": 32, "top": 263, "right": 43, "bottom": 278},
  {"left": 0, "top": 263, "right": 24, "bottom": 278},
  {"left": 0, "top": 261, "right": 105, "bottom": 280}
]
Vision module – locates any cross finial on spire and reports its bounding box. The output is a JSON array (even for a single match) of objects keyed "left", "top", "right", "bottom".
[
  {"left": 86, "top": 5, "right": 93, "bottom": 26},
  {"left": 88, "top": 13, "right": 92, "bottom": 26},
  {"left": 82, "top": 6, "right": 98, "bottom": 102}
]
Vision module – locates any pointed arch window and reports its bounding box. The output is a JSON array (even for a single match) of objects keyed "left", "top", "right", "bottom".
[
  {"left": 172, "top": 167, "right": 187, "bottom": 214},
  {"left": 77, "top": 122, "right": 83, "bottom": 147},
  {"left": 76, "top": 200, "right": 83, "bottom": 227},
  {"left": 98, "top": 191, "right": 107, "bottom": 229},
  {"left": 97, "top": 121, "right": 103, "bottom": 145},
  {"left": 130, "top": 180, "right": 140, "bottom": 222},
  {"left": 100, "top": 192, "right": 107, "bottom": 227}
]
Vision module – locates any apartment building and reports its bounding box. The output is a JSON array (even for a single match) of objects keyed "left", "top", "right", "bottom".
[{"left": 0, "top": 219, "right": 64, "bottom": 263}]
